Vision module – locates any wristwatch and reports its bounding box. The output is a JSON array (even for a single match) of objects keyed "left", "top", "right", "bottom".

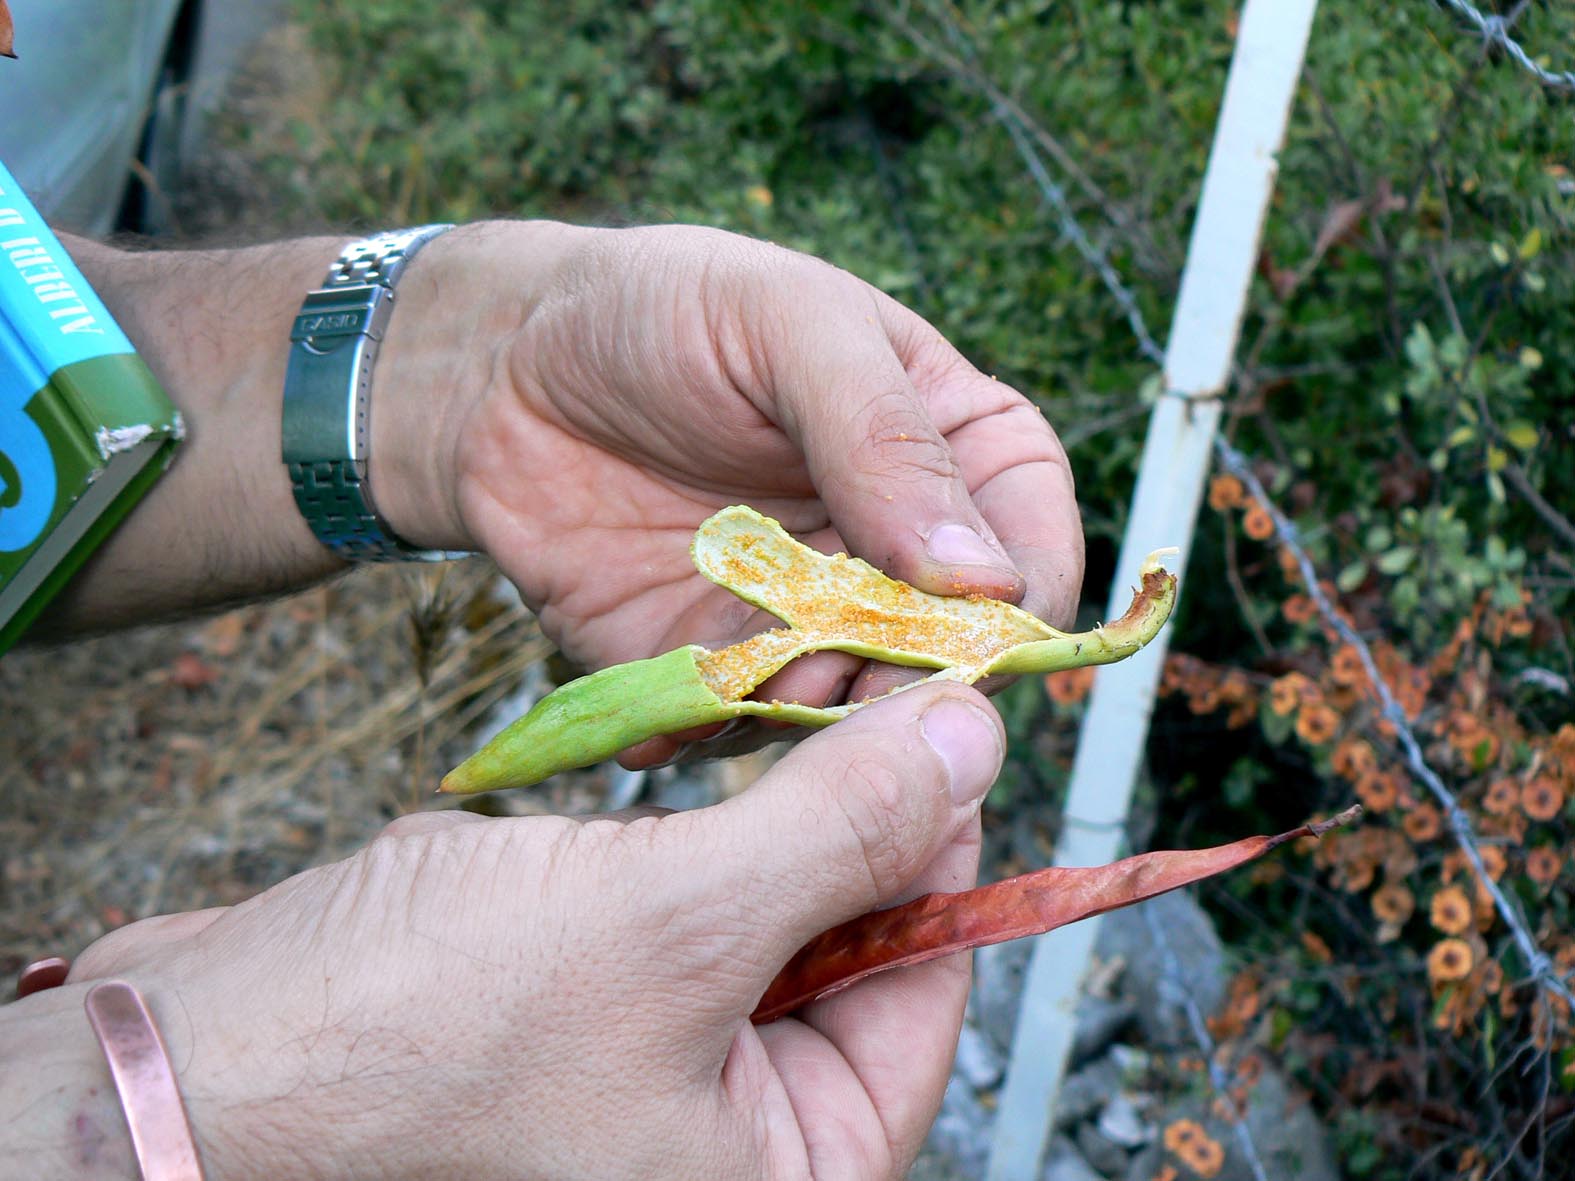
[{"left": 281, "top": 223, "right": 466, "bottom": 562}]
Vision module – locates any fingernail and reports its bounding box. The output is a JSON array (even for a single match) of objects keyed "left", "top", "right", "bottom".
[
  {"left": 921, "top": 698, "right": 1002, "bottom": 805},
  {"left": 926, "top": 523, "right": 1011, "bottom": 570}
]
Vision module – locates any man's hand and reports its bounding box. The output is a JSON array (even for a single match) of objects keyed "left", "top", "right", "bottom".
[
  {"left": 379, "top": 223, "right": 1084, "bottom": 761},
  {"left": 16, "top": 685, "right": 1003, "bottom": 1180}
]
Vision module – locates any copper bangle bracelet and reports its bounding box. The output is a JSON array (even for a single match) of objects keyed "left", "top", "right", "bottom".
[{"left": 17, "top": 961, "right": 204, "bottom": 1181}]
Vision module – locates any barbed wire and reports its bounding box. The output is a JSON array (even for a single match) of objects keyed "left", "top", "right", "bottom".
[
  {"left": 891, "top": 2, "right": 1169, "bottom": 367},
  {"left": 993, "top": 109, "right": 1169, "bottom": 369},
  {"left": 1437, "top": 0, "right": 1575, "bottom": 93}
]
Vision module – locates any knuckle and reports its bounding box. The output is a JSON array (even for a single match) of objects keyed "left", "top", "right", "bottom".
[
  {"left": 833, "top": 752, "right": 922, "bottom": 902},
  {"left": 71, "top": 921, "right": 154, "bottom": 978},
  {"left": 375, "top": 812, "right": 439, "bottom": 841},
  {"left": 854, "top": 394, "right": 959, "bottom": 484}
]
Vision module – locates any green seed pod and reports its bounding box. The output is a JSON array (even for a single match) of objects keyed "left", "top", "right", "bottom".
[{"left": 442, "top": 506, "right": 1178, "bottom": 793}]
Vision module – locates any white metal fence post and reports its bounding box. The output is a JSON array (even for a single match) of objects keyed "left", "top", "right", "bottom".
[{"left": 985, "top": 1, "right": 1322, "bottom": 1175}]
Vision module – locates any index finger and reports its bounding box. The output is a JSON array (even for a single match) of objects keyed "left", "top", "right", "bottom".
[{"left": 877, "top": 296, "right": 1085, "bottom": 629}]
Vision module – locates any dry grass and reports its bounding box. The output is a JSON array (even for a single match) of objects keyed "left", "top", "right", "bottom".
[{"left": 0, "top": 559, "right": 625, "bottom": 977}]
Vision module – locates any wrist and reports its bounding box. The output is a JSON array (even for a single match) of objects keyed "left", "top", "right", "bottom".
[
  {"left": 47, "top": 234, "right": 353, "bottom": 632},
  {"left": 1, "top": 984, "right": 140, "bottom": 1181},
  {"left": 370, "top": 219, "right": 593, "bottom": 554}
]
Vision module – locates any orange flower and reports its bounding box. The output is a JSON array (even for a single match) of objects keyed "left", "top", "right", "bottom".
[
  {"left": 1208, "top": 473, "right": 1245, "bottom": 511},
  {"left": 1446, "top": 714, "right": 1500, "bottom": 768},
  {"left": 1232, "top": 1053, "right": 1265, "bottom": 1088},
  {"left": 1329, "top": 644, "right": 1366, "bottom": 687},
  {"left": 1389, "top": 664, "right": 1432, "bottom": 719},
  {"left": 1163, "top": 1119, "right": 1225, "bottom": 1178},
  {"left": 1295, "top": 703, "right": 1340, "bottom": 745},
  {"left": 1160, "top": 654, "right": 1194, "bottom": 696},
  {"left": 1187, "top": 1136, "right": 1225, "bottom": 1178},
  {"left": 1219, "top": 669, "right": 1254, "bottom": 703},
  {"left": 1500, "top": 986, "right": 1520, "bottom": 1021},
  {"left": 1336, "top": 858, "right": 1376, "bottom": 893},
  {"left": 1326, "top": 683, "right": 1362, "bottom": 713},
  {"left": 1553, "top": 723, "right": 1575, "bottom": 769},
  {"left": 1356, "top": 770, "right": 1399, "bottom": 813},
  {"left": 1522, "top": 777, "right": 1565, "bottom": 822},
  {"left": 1281, "top": 593, "right": 1316, "bottom": 624},
  {"left": 1163, "top": 1119, "right": 1206, "bottom": 1154},
  {"left": 1242, "top": 502, "right": 1275, "bottom": 541},
  {"left": 1268, "top": 673, "right": 1304, "bottom": 716},
  {"left": 1331, "top": 737, "right": 1375, "bottom": 781},
  {"left": 1440, "top": 849, "right": 1467, "bottom": 883},
  {"left": 1430, "top": 886, "right": 1472, "bottom": 935},
  {"left": 1045, "top": 665, "right": 1095, "bottom": 706},
  {"left": 1428, "top": 937, "right": 1474, "bottom": 983},
  {"left": 1526, "top": 845, "right": 1563, "bottom": 886},
  {"left": 1225, "top": 699, "right": 1258, "bottom": 730},
  {"left": 1403, "top": 803, "right": 1442, "bottom": 842},
  {"left": 1188, "top": 685, "right": 1224, "bottom": 715},
  {"left": 1478, "top": 845, "right": 1507, "bottom": 881},
  {"left": 1481, "top": 778, "right": 1520, "bottom": 816},
  {"left": 1371, "top": 882, "right": 1415, "bottom": 925},
  {"left": 1481, "top": 808, "right": 1528, "bottom": 845}
]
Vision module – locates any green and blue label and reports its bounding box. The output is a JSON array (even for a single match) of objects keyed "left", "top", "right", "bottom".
[{"left": 0, "top": 160, "right": 134, "bottom": 554}]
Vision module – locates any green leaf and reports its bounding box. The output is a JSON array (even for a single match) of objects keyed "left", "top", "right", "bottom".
[
  {"left": 1376, "top": 546, "right": 1415, "bottom": 575},
  {"left": 1337, "top": 560, "right": 1369, "bottom": 592},
  {"left": 1446, "top": 424, "right": 1477, "bottom": 448},
  {"left": 1404, "top": 322, "right": 1434, "bottom": 369},
  {"left": 1503, "top": 421, "right": 1540, "bottom": 450},
  {"left": 1487, "top": 446, "right": 1508, "bottom": 472},
  {"left": 1393, "top": 576, "right": 1420, "bottom": 616},
  {"left": 1518, "top": 227, "right": 1543, "bottom": 260}
]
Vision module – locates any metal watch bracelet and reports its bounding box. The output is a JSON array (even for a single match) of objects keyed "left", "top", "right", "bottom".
[{"left": 281, "top": 224, "right": 467, "bottom": 562}]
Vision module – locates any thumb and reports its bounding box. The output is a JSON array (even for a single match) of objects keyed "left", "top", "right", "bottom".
[{"left": 675, "top": 682, "right": 1003, "bottom": 977}]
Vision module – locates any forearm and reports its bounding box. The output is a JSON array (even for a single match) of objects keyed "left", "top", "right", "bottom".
[
  {"left": 35, "top": 232, "right": 349, "bottom": 634},
  {"left": 33, "top": 222, "right": 579, "bottom": 637},
  {"left": 0, "top": 986, "right": 139, "bottom": 1181}
]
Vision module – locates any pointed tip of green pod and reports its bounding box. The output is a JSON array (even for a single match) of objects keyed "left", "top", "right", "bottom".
[
  {"left": 441, "top": 646, "right": 738, "bottom": 793},
  {"left": 984, "top": 564, "right": 1178, "bottom": 677}
]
